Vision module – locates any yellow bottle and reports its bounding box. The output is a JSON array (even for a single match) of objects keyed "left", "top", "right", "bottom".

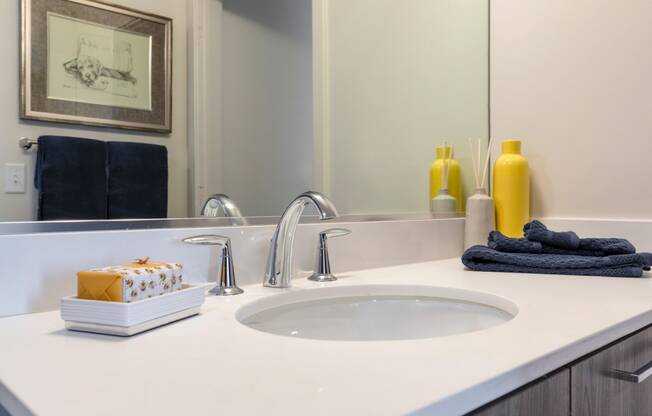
[
  {"left": 493, "top": 140, "right": 529, "bottom": 237},
  {"left": 429, "top": 146, "right": 463, "bottom": 211}
]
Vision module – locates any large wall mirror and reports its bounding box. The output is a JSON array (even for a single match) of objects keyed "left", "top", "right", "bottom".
[{"left": 0, "top": 0, "right": 488, "bottom": 232}]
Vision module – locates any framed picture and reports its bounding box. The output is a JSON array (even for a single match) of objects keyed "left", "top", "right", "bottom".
[{"left": 21, "top": 0, "right": 172, "bottom": 133}]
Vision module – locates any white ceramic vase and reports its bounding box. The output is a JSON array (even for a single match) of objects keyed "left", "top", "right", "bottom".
[{"left": 464, "top": 188, "right": 495, "bottom": 250}]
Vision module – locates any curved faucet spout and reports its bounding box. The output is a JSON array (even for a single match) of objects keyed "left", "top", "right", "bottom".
[{"left": 264, "top": 191, "right": 339, "bottom": 288}]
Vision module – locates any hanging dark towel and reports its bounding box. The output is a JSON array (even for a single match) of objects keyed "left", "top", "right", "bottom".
[
  {"left": 34, "top": 136, "right": 107, "bottom": 221},
  {"left": 106, "top": 141, "right": 168, "bottom": 219}
]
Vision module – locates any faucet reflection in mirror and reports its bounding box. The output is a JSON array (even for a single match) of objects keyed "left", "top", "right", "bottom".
[
  {"left": 201, "top": 194, "right": 248, "bottom": 226},
  {"left": 264, "top": 191, "right": 339, "bottom": 288}
]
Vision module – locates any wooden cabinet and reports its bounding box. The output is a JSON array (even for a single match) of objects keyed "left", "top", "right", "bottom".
[
  {"left": 469, "top": 370, "right": 569, "bottom": 416},
  {"left": 571, "top": 325, "right": 652, "bottom": 416},
  {"left": 468, "top": 325, "right": 652, "bottom": 416}
]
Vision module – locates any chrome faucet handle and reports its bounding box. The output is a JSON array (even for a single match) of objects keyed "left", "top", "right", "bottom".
[
  {"left": 308, "top": 228, "right": 352, "bottom": 282},
  {"left": 321, "top": 228, "right": 352, "bottom": 238},
  {"left": 182, "top": 234, "right": 244, "bottom": 296}
]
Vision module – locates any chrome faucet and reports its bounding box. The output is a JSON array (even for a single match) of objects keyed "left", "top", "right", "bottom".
[
  {"left": 201, "top": 194, "right": 248, "bottom": 226},
  {"left": 264, "top": 191, "right": 339, "bottom": 288}
]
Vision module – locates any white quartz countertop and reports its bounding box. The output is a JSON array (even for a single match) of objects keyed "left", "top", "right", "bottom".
[{"left": 3, "top": 258, "right": 652, "bottom": 416}]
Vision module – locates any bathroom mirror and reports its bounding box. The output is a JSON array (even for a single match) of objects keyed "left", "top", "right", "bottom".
[{"left": 0, "top": 0, "right": 488, "bottom": 232}]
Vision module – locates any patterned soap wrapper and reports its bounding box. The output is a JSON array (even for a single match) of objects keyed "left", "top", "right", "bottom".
[
  {"left": 80, "top": 260, "right": 184, "bottom": 303},
  {"left": 154, "top": 263, "right": 184, "bottom": 295}
]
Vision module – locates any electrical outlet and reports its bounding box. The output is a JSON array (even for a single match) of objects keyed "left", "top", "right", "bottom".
[{"left": 5, "top": 163, "right": 26, "bottom": 194}]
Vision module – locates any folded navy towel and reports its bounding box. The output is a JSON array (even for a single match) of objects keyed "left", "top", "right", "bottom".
[
  {"left": 489, "top": 221, "right": 636, "bottom": 257},
  {"left": 35, "top": 136, "right": 107, "bottom": 221},
  {"left": 462, "top": 245, "right": 652, "bottom": 278},
  {"left": 107, "top": 141, "right": 168, "bottom": 219},
  {"left": 488, "top": 231, "right": 542, "bottom": 253},
  {"left": 524, "top": 220, "right": 580, "bottom": 249}
]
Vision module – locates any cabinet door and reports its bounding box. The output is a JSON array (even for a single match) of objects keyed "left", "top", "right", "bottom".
[
  {"left": 469, "top": 369, "right": 569, "bottom": 416},
  {"left": 571, "top": 325, "right": 652, "bottom": 416}
]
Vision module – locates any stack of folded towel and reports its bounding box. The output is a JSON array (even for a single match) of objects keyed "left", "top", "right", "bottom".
[{"left": 462, "top": 220, "right": 652, "bottom": 278}]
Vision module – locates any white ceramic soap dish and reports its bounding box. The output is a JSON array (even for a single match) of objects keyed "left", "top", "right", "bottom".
[{"left": 61, "top": 284, "right": 207, "bottom": 336}]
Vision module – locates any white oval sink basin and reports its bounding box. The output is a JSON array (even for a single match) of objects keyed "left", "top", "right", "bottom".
[{"left": 237, "top": 285, "right": 517, "bottom": 341}]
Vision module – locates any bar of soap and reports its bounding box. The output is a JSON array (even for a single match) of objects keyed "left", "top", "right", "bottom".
[{"left": 77, "top": 259, "right": 184, "bottom": 302}]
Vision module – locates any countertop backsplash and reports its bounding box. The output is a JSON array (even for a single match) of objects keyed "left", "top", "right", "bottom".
[
  {"left": 0, "top": 218, "right": 464, "bottom": 316},
  {"left": 3, "top": 217, "right": 651, "bottom": 318}
]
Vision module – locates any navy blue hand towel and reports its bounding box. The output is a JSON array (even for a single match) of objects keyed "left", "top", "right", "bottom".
[
  {"left": 35, "top": 136, "right": 107, "bottom": 221},
  {"left": 523, "top": 220, "right": 580, "bottom": 249},
  {"left": 488, "top": 231, "right": 542, "bottom": 253},
  {"left": 488, "top": 222, "right": 636, "bottom": 257},
  {"left": 524, "top": 220, "right": 635, "bottom": 255},
  {"left": 106, "top": 142, "right": 168, "bottom": 219},
  {"left": 462, "top": 245, "right": 652, "bottom": 278}
]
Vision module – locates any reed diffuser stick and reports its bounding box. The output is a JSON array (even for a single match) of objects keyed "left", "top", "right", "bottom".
[
  {"left": 480, "top": 137, "right": 494, "bottom": 191},
  {"left": 468, "top": 138, "right": 480, "bottom": 188},
  {"left": 441, "top": 141, "right": 449, "bottom": 190},
  {"left": 477, "top": 138, "right": 482, "bottom": 186}
]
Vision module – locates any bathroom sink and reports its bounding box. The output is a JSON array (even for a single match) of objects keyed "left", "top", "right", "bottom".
[{"left": 237, "top": 285, "right": 517, "bottom": 341}]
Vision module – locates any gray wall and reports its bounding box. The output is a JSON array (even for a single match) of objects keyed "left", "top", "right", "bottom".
[
  {"left": 491, "top": 0, "right": 652, "bottom": 219},
  {"left": 220, "top": 0, "right": 314, "bottom": 217}
]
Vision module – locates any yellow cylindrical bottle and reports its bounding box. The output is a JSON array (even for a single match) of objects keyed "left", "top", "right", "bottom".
[
  {"left": 429, "top": 146, "right": 463, "bottom": 211},
  {"left": 493, "top": 140, "right": 529, "bottom": 237}
]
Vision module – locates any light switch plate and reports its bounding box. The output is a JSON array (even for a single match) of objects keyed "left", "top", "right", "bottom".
[{"left": 5, "top": 163, "right": 26, "bottom": 194}]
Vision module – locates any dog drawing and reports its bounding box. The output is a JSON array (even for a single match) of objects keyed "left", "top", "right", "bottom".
[{"left": 63, "top": 55, "right": 137, "bottom": 89}]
